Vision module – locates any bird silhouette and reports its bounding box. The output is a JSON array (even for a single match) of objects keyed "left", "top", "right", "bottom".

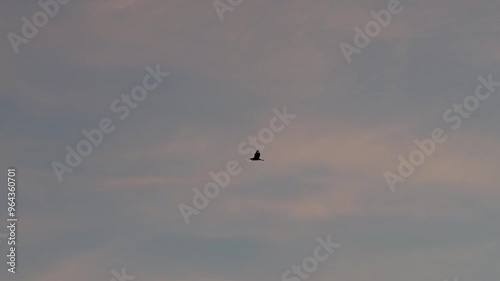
[{"left": 249, "top": 150, "right": 264, "bottom": 161}]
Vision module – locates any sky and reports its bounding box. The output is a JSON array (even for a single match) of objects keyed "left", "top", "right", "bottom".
[{"left": 0, "top": 0, "right": 499, "bottom": 280}]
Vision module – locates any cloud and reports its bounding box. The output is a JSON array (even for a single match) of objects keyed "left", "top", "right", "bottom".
[{"left": 2, "top": 0, "right": 500, "bottom": 280}]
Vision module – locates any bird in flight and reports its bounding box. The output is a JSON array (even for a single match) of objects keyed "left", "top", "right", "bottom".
[{"left": 249, "top": 150, "right": 264, "bottom": 161}]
